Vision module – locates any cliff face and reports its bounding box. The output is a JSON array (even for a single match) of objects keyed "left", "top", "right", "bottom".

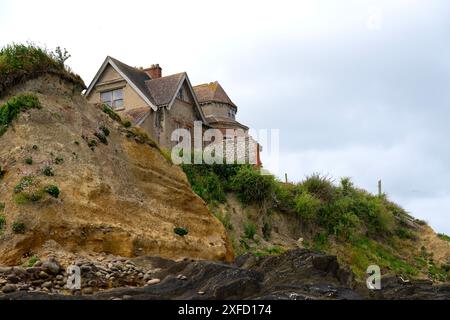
[{"left": 0, "top": 75, "right": 232, "bottom": 265}]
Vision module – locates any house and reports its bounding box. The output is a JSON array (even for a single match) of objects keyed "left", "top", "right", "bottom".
[{"left": 85, "top": 57, "right": 260, "bottom": 165}]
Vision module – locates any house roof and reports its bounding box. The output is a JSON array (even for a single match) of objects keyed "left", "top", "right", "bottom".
[
  {"left": 123, "top": 106, "right": 151, "bottom": 125},
  {"left": 145, "top": 73, "right": 185, "bottom": 107},
  {"left": 205, "top": 115, "right": 248, "bottom": 130},
  {"left": 193, "top": 81, "right": 237, "bottom": 108}
]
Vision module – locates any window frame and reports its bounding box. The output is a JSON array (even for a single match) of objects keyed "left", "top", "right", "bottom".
[{"left": 100, "top": 88, "right": 124, "bottom": 111}]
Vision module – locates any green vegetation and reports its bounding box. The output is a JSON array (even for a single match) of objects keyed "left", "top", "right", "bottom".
[
  {"left": 24, "top": 256, "right": 39, "bottom": 267},
  {"left": 0, "top": 43, "right": 84, "bottom": 97},
  {"left": 122, "top": 120, "right": 132, "bottom": 128},
  {"left": 12, "top": 221, "right": 25, "bottom": 234},
  {"left": 231, "top": 166, "right": 275, "bottom": 204},
  {"left": 0, "top": 202, "right": 4, "bottom": 211},
  {"left": 88, "top": 139, "right": 97, "bottom": 148},
  {"left": 0, "top": 93, "right": 41, "bottom": 136},
  {"left": 42, "top": 166, "right": 54, "bottom": 177},
  {"left": 44, "top": 185, "right": 60, "bottom": 198},
  {"left": 94, "top": 131, "right": 108, "bottom": 144},
  {"left": 54, "top": 156, "right": 64, "bottom": 164},
  {"left": 438, "top": 233, "right": 450, "bottom": 242},
  {"left": 32, "top": 144, "right": 38, "bottom": 150},
  {"left": 25, "top": 157, "right": 33, "bottom": 165},
  {"left": 102, "top": 104, "right": 121, "bottom": 122},
  {"left": 174, "top": 227, "right": 188, "bottom": 237},
  {"left": 14, "top": 176, "right": 34, "bottom": 193},
  {"left": 253, "top": 246, "right": 285, "bottom": 257},
  {"left": 100, "top": 125, "right": 110, "bottom": 136},
  {"left": 0, "top": 215, "right": 6, "bottom": 229},
  {"left": 214, "top": 211, "right": 233, "bottom": 231},
  {"left": 0, "top": 166, "right": 5, "bottom": 179},
  {"left": 244, "top": 221, "right": 257, "bottom": 240}
]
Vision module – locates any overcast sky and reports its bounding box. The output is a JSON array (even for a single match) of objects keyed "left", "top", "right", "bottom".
[{"left": 1, "top": 0, "right": 449, "bottom": 234}]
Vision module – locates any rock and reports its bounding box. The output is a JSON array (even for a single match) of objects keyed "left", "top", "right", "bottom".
[
  {"left": 81, "top": 265, "right": 91, "bottom": 273},
  {"left": 198, "top": 291, "right": 205, "bottom": 295},
  {"left": 0, "top": 279, "right": 7, "bottom": 285},
  {"left": 56, "top": 275, "right": 64, "bottom": 281},
  {"left": 2, "top": 284, "right": 16, "bottom": 294},
  {"left": 33, "top": 261, "right": 42, "bottom": 267},
  {"left": 146, "top": 279, "right": 160, "bottom": 286},
  {"left": 26, "top": 267, "right": 41, "bottom": 274},
  {"left": 82, "top": 288, "right": 93, "bottom": 295},
  {"left": 6, "top": 275, "right": 19, "bottom": 284},
  {"left": 42, "top": 281, "right": 52, "bottom": 289},
  {"left": 0, "top": 267, "right": 12, "bottom": 273},
  {"left": 42, "top": 261, "right": 60, "bottom": 275},
  {"left": 39, "top": 271, "right": 49, "bottom": 279}
]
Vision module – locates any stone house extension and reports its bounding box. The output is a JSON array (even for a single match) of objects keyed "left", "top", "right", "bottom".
[{"left": 84, "top": 57, "right": 260, "bottom": 165}]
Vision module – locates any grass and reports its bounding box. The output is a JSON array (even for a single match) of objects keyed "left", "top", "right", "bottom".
[
  {"left": 214, "top": 211, "right": 233, "bottom": 231},
  {"left": 0, "top": 43, "right": 84, "bottom": 97},
  {"left": 253, "top": 246, "right": 285, "bottom": 257},
  {"left": 437, "top": 233, "right": 450, "bottom": 242},
  {"left": 244, "top": 221, "right": 257, "bottom": 240},
  {"left": 25, "top": 157, "right": 33, "bottom": 165},
  {"left": 0, "top": 215, "right": 6, "bottom": 229},
  {"left": 0, "top": 93, "right": 41, "bottom": 136},
  {"left": 0, "top": 202, "right": 4, "bottom": 211},
  {"left": 42, "top": 166, "right": 54, "bottom": 176},
  {"left": 101, "top": 104, "right": 121, "bottom": 122},
  {"left": 44, "top": 185, "right": 60, "bottom": 198},
  {"left": 12, "top": 221, "right": 25, "bottom": 234}
]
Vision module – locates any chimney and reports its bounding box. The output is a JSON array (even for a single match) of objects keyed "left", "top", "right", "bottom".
[{"left": 143, "top": 64, "right": 162, "bottom": 79}]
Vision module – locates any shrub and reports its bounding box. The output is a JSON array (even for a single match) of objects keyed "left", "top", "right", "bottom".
[
  {"left": 25, "top": 256, "right": 39, "bottom": 267},
  {"left": 88, "top": 139, "right": 97, "bottom": 148},
  {"left": 54, "top": 156, "right": 64, "bottom": 164},
  {"left": 294, "top": 192, "right": 322, "bottom": 221},
  {"left": 438, "top": 233, "right": 450, "bottom": 242},
  {"left": 262, "top": 222, "right": 271, "bottom": 240},
  {"left": 94, "top": 131, "right": 108, "bottom": 144},
  {"left": 14, "top": 176, "right": 34, "bottom": 193},
  {"left": 42, "top": 166, "right": 54, "bottom": 177},
  {"left": 25, "top": 157, "right": 33, "bottom": 165},
  {"left": 0, "top": 166, "right": 5, "bottom": 178},
  {"left": 230, "top": 166, "right": 275, "bottom": 204},
  {"left": 32, "top": 144, "right": 38, "bottom": 150},
  {"left": 122, "top": 120, "right": 132, "bottom": 128},
  {"left": 174, "top": 227, "right": 188, "bottom": 237},
  {"left": 0, "top": 215, "right": 6, "bottom": 229},
  {"left": 100, "top": 125, "right": 110, "bottom": 136},
  {"left": 300, "top": 173, "right": 335, "bottom": 202},
  {"left": 0, "top": 94, "right": 41, "bottom": 136},
  {"left": 0, "top": 43, "right": 84, "bottom": 97},
  {"left": 253, "top": 246, "right": 285, "bottom": 257},
  {"left": 12, "top": 221, "right": 25, "bottom": 234},
  {"left": 0, "top": 202, "right": 4, "bottom": 211},
  {"left": 244, "top": 221, "right": 257, "bottom": 240},
  {"left": 73, "top": 140, "right": 80, "bottom": 145},
  {"left": 102, "top": 104, "right": 121, "bottom": 122},
  {"left": 395, "top": 227, "right": 415, "bottom": 240},
  {"left": 44, "top": 185, "right": 60, "bottom": 198},
  {"left": 15, "top": 190, "right": 43, "bottom": 204},
  {"left": 181, "top": 164, "right": 226, "bottom": 204},
  {"left": 273, "top": 182, "right": 296, "bottom": 210},
  {"left": 313, "top": 232, "right": 329, "bottom": 250}
]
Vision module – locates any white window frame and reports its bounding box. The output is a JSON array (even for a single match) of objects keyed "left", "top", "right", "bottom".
[{"left": 100, "top": 88, "right": 124, "bottom": 110}]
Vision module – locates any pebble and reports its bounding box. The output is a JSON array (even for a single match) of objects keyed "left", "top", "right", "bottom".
[
  {"left": 42, "top": 281, "right": 52, "bottom": 289},
  {"left": 198, "top": 291, "right": 205, "bottom": 295},
  {"left": 82, "top": 287, "right": 93, "bottom": 295},
  {"left": 146, "top": 278, "right": 160, "bottom": 286},
  {"left": 2, "top": 284, "right": 16, "bottom": 294},
  {"left": 42, "top": 261, "right": 60, "bottom": 275},
  {"left": 39, "top": 271, "right": 49, "bottom": 279}
]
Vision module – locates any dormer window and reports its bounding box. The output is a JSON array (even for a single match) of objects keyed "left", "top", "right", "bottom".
[{"left": 101, "top": 88, "right": 124, "bottom": 110}]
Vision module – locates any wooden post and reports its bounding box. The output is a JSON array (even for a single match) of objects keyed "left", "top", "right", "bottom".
[
  {"left": 285, "top": 173, "right": 288, "bottom": 184},
  {"left": 378, "top": 180, "right": 382, "bottom": 196}
]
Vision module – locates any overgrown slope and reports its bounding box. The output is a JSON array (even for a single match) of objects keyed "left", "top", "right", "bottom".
[{"left": 182, "top": 164, "right": 450, "bottom": 282}]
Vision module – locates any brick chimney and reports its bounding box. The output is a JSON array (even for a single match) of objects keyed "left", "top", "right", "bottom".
[{"left": 143, "top": 64, "right": 162, "bottom": 79}]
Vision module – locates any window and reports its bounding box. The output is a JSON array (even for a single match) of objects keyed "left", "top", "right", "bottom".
[
  {"left": 101, "top": 88, "right": 124, "bottom": 110},
  {"left": 177, "top": 88, "right": 184, "bottom": 101},
  {"left": 228, "top": 108, "right": 236, "bottom": 119}
]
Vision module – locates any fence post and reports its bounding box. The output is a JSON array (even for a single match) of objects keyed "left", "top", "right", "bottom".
[
  {"left": 285, "top": 173, "right": 288, "bottom": 184},
  {"left": 378, "top": 180, "right": 382, "bottom": 196}
]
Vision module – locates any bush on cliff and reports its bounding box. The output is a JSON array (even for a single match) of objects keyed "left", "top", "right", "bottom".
[
  {"left": 0, "top": 93, "right": 41, "bottom": 136},
  {"left": 0, "top": 43, "right": 84, "bottom": 97}
]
